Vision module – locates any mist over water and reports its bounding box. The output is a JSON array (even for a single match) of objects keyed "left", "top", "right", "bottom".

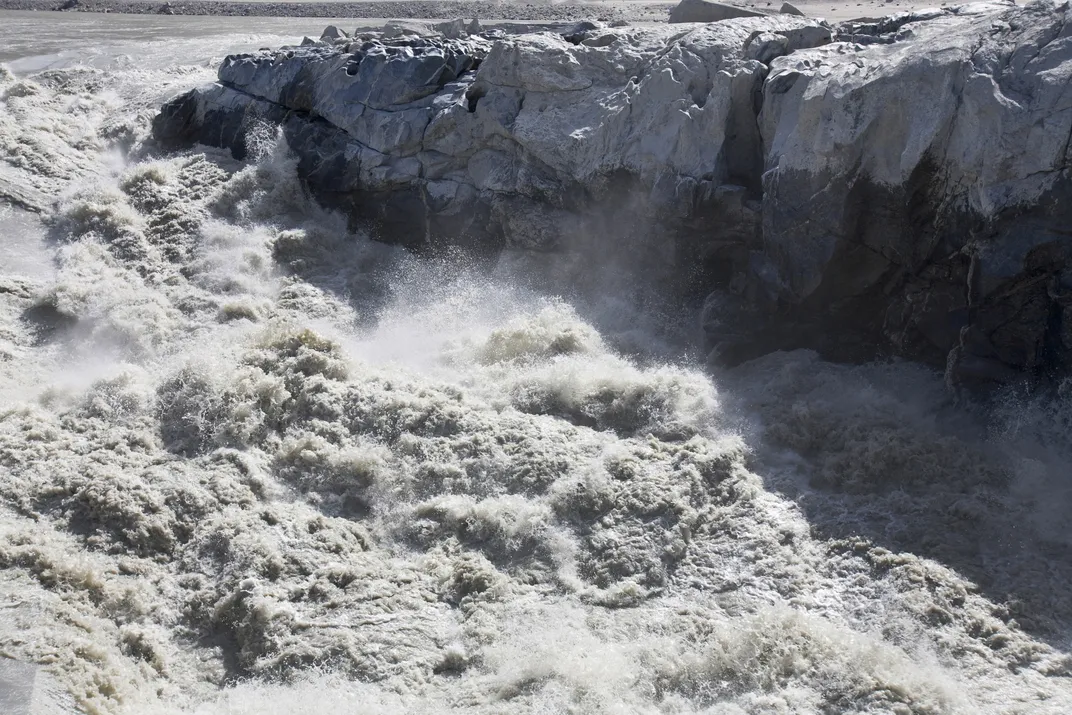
[{"left": 1, "top": 12, "right": 1071, "bottom": 715}]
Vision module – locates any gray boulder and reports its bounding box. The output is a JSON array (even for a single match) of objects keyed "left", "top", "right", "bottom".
[
  {"left": 780, "top": 2, "right": 805, "bottom": 15},
  {"left": 669, "top": 0, "right": 770, "bottom": 23},
  {"left": 382, "top": 20, "right": 434, "bottom": 38},
  {"left": 432, "top": 18, "right": 467, "bottom": 39},
  {"left": 320, "top": 25, "right": 349, "bottom": 42},
  {"left": 745, "top": 31, "right": 790, "bottom": 62}
]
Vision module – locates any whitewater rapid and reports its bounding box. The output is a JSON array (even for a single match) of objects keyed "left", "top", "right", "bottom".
[{"left": 1, "top": 11, "right": 1070, "bottom": 715}]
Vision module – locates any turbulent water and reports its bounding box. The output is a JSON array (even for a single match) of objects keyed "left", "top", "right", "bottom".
[{"left": 1, "top": 11, "right": 1071, "bottom": 715}]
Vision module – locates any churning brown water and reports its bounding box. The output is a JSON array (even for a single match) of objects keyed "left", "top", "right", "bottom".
[{"left": 1, "top": 10, "right": 1070, "bottom": 715}]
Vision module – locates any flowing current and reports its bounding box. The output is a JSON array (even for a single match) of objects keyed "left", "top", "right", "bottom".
[{"left": 1, "top": 10, "right": 1071, "bottom": 715}]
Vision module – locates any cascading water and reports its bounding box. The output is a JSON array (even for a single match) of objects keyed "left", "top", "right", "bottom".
[{"left": 1, "top": 11, "right": 1070, "bottom": 715}]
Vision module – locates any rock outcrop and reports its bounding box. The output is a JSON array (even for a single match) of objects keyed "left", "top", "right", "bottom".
[
  {"left": 155, "top": 16, "right": 831, "bottom": 264},
  {"left": 758, "top": 0, "right": 1072, "bottom": 385},
  {"left": 153, "top": 1, "right": 1072, "bottom": 386}
]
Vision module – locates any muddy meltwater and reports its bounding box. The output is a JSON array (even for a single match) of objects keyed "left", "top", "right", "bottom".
[{"left": 0, "top": 10, "right": 1070, "bottom": 715}]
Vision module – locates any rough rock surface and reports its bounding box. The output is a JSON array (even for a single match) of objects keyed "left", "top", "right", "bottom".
[
  {"left": 153, "top": 1, "right": 1072, "bottom": 385},
  {"left": 155, "top": 15, "right": 832, "bottom": 267},
  {"left": 759, "top": 0, "right": 1072, "bottom": 385},
  {"left": 668, "top": 0, "right": 771, "bottom": 23}
]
